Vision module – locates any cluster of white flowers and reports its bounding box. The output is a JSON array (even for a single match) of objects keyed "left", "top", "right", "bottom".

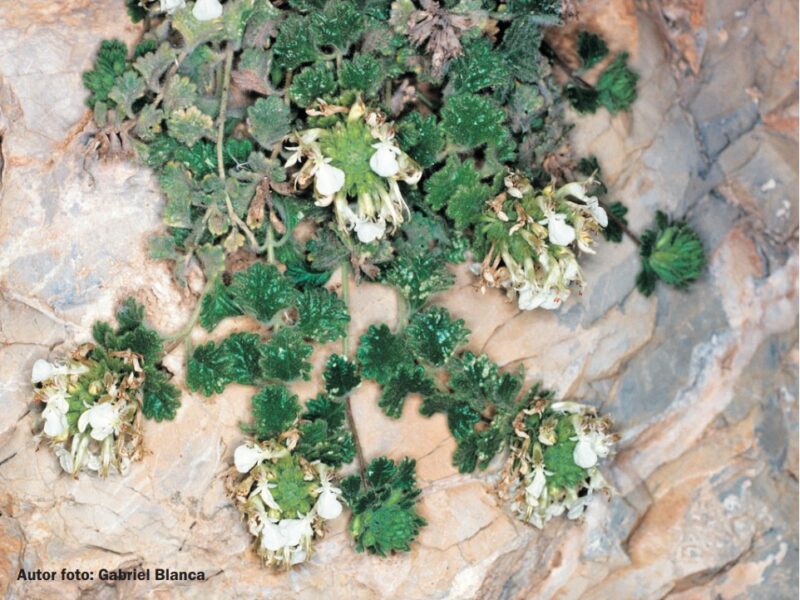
[
  {"left": 477, "top": 174, "right": 608, "bottom": 311},
  {"left": 232, "top": 441, "right": 344, "bottom": 568},
  {"left": 285, "top": 99, "right": 422, "bottom": 244},
  {"left": 504, "top": 400, "right": 616, "bottom": 529},
  {"left": 32, "top": 353, "right": 143, "bottom": 477},
  {"left": 160, "top": 0, "right": 222, "bottom": 21}
]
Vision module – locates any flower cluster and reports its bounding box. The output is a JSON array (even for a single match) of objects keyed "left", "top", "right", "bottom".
[
  {"left": 32, "top": 347, "right": 145, "bottom": 477},
  {"left": 159, "top": 0, "right": 222, "bottom": 21},
  {"left": 285, "top": 99, "right": 422, "bottom": 244},
  {"left": 474, "top": 173, "right": 608, "bottom": 311},
  {"left": 230, "top": 439, "right": 343, "bottom": 568},
  {"left": 501, "top": 398, "right": 617, "bottom": 529}
]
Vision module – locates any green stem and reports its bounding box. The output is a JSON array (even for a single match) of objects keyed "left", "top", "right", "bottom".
[
  {"left": 216, "top": 44, "right": 264, "bottom": 254},
  {"left": 340, "top": 261, "right": 367, "bottom": 485},
  {"left": 266, "top": 225, "right": 276, "bottom": 265},
  {"left": 162, "top": 278, "right": 215, "bottom": 351}
]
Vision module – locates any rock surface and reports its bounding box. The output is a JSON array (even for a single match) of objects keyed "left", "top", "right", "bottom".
[{"left": 0, "top": 1, "right": 797, "bottom": 598}]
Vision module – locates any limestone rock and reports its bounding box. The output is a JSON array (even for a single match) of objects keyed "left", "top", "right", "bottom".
[{"left": 0, "top": 1, "right": 796, "bottom": 599}]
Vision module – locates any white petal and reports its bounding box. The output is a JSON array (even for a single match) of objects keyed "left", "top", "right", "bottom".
[
  {"left": 160, "top": 0, "right": 186, "bottom": 13},
  {"left": 315, "top": 163, "right": 345, "bottom": 196},
  {"left": 590, "top": 202, "right": 608, "bottom": 227},
  {"left": 539, "top": 288, "right": 567, "bottom": 310},
  {"left": 315, "top": 490, "right": 343, "bottom": 520},
  {"left": 43, "top": 408, "right": 68, "bottom": 437},
  {"left": 354, "top": 219, "right": 386, "bottom": 244},
  {"left": 31, "top": 359, "right": 56, "bottom": 383},
  {"left": 525, "top": 469, "right": 547, "bottom": 500},
  {"left": 260, "top": 521, "right": 286, "bottom": 551},
  {"left": 517, "top": 284, "right": 545, "bottom": 311},
  {"left": 77, "top": 409, "right": 91, "bottom": 434},
  {"left": 259, "top": 485, "right": 281, "bottom": 511},
  {"left": 369, "top": 145, "right": 400, "bottom": 177},
  {"left": 278, "top": 518, "right": 312, "bottom": 547},
  {"left": 192, "top": 0, "right": 223, "bottom": 21},
  {"left": 234, "top": 444, "right": 264, "bottom": 473},
  {"left": 548, "top": 214, "right": 576, "bottom": 246},
  {"left": 573, "top": 438, "right": 598, "bottom": 469}
]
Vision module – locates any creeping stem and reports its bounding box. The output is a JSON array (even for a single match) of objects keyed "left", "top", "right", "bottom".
[{"left": 341, "top": 261, "right": 367, "bottom": 485}]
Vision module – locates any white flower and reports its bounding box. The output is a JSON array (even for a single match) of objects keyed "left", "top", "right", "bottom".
[
  {"left": 544, "top": 213, "right": 576, "bottom": 246},
  {"left": 31, "top": 359, "right": 86, "bottom": 383},
  {"left": 279, "top": 516, "right": 314, "bottom": 548},
  {"left": 585, "top": 197, "right": 608, "bottom": 227},
  {"left": 517, "top": 283, "right": 565, "bottom": 311},
  {"left": 42, "top": 404, "right": 68, "bottom": 438},
  {"left": 160, "top": 0, "right": 186, "bottom": 13},
  {"left": 192, "top": 0, "right": 223, "bottom": 21},
  {"left": 369, "top": 142, "right": 401, "bottom": 177},
  {"left": 260, "top": 520, "right": 286, "bottom": 552},
  {"left": 573, "top": 430, "right": 612, "bottom": 469},
  {"left": 355, "top": 218, "right": 386, "bottom": 244},
  {"left": 77, "top": 402, "right": 121, "bottom": 441},
  {"left": 525, "top": 465, "right": 549, "bottom": 500},
  {"left": 253, "top": 481, "right": 281, "bottom": 511},
  {"left": 314, "top": 472, "right": 343, "bottom": 520},
  {"left": 234, "top": 443, "right": 267, "bottom": 473},
  {"left": 314, "top": 161, "right": 346, "bottom": 197}
]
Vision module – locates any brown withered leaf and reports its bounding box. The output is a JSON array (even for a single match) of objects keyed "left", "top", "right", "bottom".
[{"left": 406, "top": 0, "right": 475, "bottom": 76}]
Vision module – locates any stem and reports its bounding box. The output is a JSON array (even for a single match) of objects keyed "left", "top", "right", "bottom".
[
  {"left": 340, "top": 261, "right": 367, "bottom": 485},
  {"left": 545, "top": 43, "right": 593, "bottom": 90},
  {"left": 266, "top": 225, "right": 276, "bottom": 264},
  {"left": 162, "top": 278, "right": 215, "bottom": 352},
  {"left": 599, "top": 199, "right": 641, "bottom": 246},
  {"left": 216, "top": 45, "right": 267, "bottom": 254}
]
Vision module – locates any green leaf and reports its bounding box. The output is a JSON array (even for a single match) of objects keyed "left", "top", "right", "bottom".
[
  {"left": 142, "top": 367, "right": 181, "bottom": 421},
  {"left": 166, "top": 106, "right": 214, "bottom": 147},
  {"left": 446, "top": 402, "right": 481, "bottom": 442},
  {"left": 424, "top": 155, "right": 490, "bottom": 228},
  {"left": 115, "top": 297, "right": 145, "bottom": 332},
  {"left": 83, "top": 39, "right": 128, "bottom": 107},
  {"left": 219, "top": 332, "right": 264, "bottom": 385},
  {"left": 345, "top": 457, "right": 426, "bottom": 556},
  {"left": 295, "top": 288, "right": 349, "bottom": 343},
  {"left": 396, "top": 111, "right": 444, "bottom": 169},
  {"left": 126, "top": 0, "right": 148, "bottom": 23},
  {"left": 638, "top": 212, "right": 705, "bottom": 294},
  {"left": 171, "top": 6, "right": 223, "bottom": 52},
  {"left": 379, "top": 364, "right": 435, "bottom": 418},
  {"left": 310, "top": 0, "right": 363, "bottom": 51},
  {"left": 273, "top": 14, "right": 320, "bottom": 71},
  {"left": 441, "top": 94, "right": 512, "bottom": 153},
  {"left": 339, "top": 54, "right": 384, "bottom": 97},
  {"left": 186, "top": 341, "right": 231, "bottom": 396},
  {"left": 596, "top": 53, "right": 638, "bottom": 113},
  {"left": 542, "top": 416, "right": 586, "bottom": 488},
  {"left": 498, "top": 18, "right": 545, "bottom": 82},
  {"left": 506, "top": 0, "right": 562, "bottom": 20},
  {"left": 449, "top": 352, "right": 523, "bottom": 411},
  {"left": 133, "top": 104, "right": 165, "bottom": 141},
  {"left": 447, "top": 38, "right": 511, "bottom": 95},
  {"left": 229, "top": 263, "right": 297, "bottom": 323},
  {"left": 108, "top": 70, "right": 145, "bottom": 117},
  {"left": 115, "top": 327, "right": 163, "bottom": 365},
  {"left": 564, "top": 82, "right": 600, "bottom": 114},
  {"left": 577, "top": 31, "right": 609, "bottom": 70},
  {"left": 259, "top": 328, "right": 313, "bottom": 381},
  {"left": 200, "top": 279, "right": 243, "bottom": 330},
  {"left": 323, "top": 354, "right": 361, "bottom": 397},
  {"left": 384, "top": 253, "right": 455, "bottom": 310},
  {"left": 158, "top": 164, "right": 195, "bottom": 228},
  {"left": 297, "top": 395, "right": 355, "bottom": 467},
  {"left": 289, "top": 62, "right": 336, "bottom": 107},
  {"left": 406, "top": 307, "right": 469, "bottom": 366},
  {"left": 247, "top": 96, "right": 292, "bottom": 149},
  {"left": 356, "top": 324, "right": 412, "bottom": 385},
  {"left": 249, "top": 384, "right": 301, "bottom": 439},
  {"left": 133, "top": 42, "right": 178, "bottom": 91},
  {"left": 603, "top": 201, "right": 628, "bottom": 243},
  {"left": 163, "top": 76, "right": 200, "bottom": 113}
]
